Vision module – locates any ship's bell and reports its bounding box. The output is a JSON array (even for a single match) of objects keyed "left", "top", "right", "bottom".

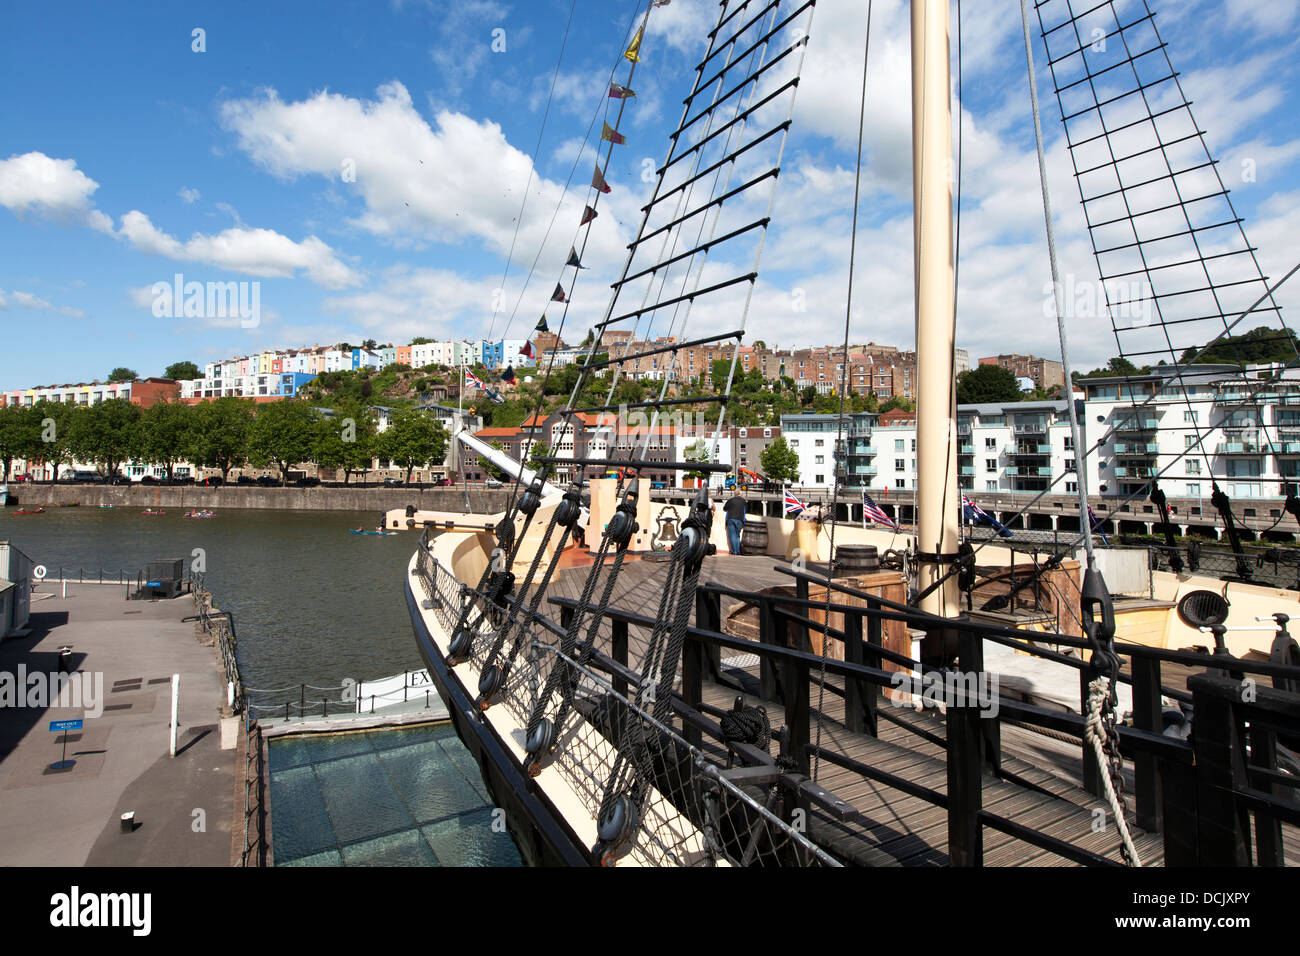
[{"left": 654, "top": 507, "right": 680, "bottom": 547}]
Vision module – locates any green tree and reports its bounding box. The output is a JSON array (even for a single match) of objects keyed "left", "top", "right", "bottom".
[
  {"left": 410, "top": 336, "right": 434, "bottom": 346},
  {"left": 879, "top": 395, "right": 915, "bottom": 413},
  {"left": 314, "top": 404, "right": 378, "bottom": 484},
  {"left": 683, "top": 438, "right": 712, "bottom": 481},
  {"left": 760, "top": 436, "right": 800, "bottom": 485},
  {"left": 362, "top": 338, "right": 378, "bottom": 350},
  {"left": 164, "top": 361, "right": 201, "bottom": 381},
  {"left": 377, "top": 409, "right": 448, "bottom": 483},
  {"left": 67, "top": 398, "right": 142, "bottom": 478},
  {"left": 247, "top": 401, "right": 321, "bottom": 483},
  {"left": 527, "top": 439, "right": 550, "bottom": 472},
  {"left": 0, "top": 404, "right": 43, "bottom": 481},
  {"left": 138, "top": 401, "right": 193, "bottom": 480},
  {"left": 1073, "top": 356, "right": 1145, "bottom": 381},
  {"left": 800, "top": 385, "right": 817, "bottom": 407},
  {"left": 29, "top": 401, "right": 74, "bottom": 481},
  {"left": 107, "top": 367, "right": 138, "bottom": 383},
  {"left": 956, "top": 364, "right": 1021, "bottom": 404},
  {"left": 185, "top": 398, "right": 253, "bottom": 481}
]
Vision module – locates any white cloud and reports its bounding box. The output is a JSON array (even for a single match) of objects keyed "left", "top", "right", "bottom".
[
  {"left": 0, "top": 289, "right": 85, "bottom": 318},
  {"left": 0, "top": 152, "right": 115, "bottom": 234},
  {"left": 178, "top": 187, "right": 201, "bottom": 204},
  {"left": 116, "top": 210, "right": 361, "bottom": 288}
]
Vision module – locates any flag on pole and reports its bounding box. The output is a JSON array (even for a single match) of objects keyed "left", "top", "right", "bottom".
[
  {"left": 499, "top": 365, "right": 517, "bottom": 385},
  {"left": 551, "top": 282, "right": 567, "bottom": 303},
  {"left": 483, "top": 388, "right": 506, "bottom": 406},
  {"left": 600, "top": 121, "right": 626, "bottom": 146},
  {"left": 783, "top": 487, "right": 806, "bottom": 517},
  {"left": 862, "top": 492, "right": 898, "bottom": 529},
  {"left": 566, "top": 246, "right": 586, "bottom": 269},
  {"left": 624, "top": 24, "right": 644, "bottom": 62},
  {"left": 592, "top": 165, "right": 612, "bottom": 194},
  {"left": 464, "top": 369, "right": 485, "bottom": 390},
  {"left": 609, "top": 83, "right": 636, "bottom": 99},
  {"left": 581, "top": 204, "right": 599, "bottom": 225},
  {"left": 962, "top": 495, "right": 1012, "bottom": 538},
  {"left": 1088, "top": 505, "right": 1109, "bottom": 545},
  {"left": 535, "top": 315, "right": 549, "bottom": 333}
]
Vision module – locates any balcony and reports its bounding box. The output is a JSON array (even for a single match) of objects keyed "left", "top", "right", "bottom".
[
  {"left": 1012, "top": 421, "right": 1049, "bottom": 435},
  {"left": 1114, "top": 466, "right": 1156, "bottom": 478},
  {"left": 959, "top": 443, "right": 974, "bottom": 455},
  {"left": 1009, "top": 443, "right": 1051, "bottom": 457},
  {"left": 1112, "top": 441, "right": 1157, "bottom": 455},
  {"left": 960, "top": 466, "right": 975, "bottom": 476},
  {"left": 1216, "top": 441, "right": 1264, "bottom": 455},
  {"left": 1113, "top": 417, "right": 1159, "bottom": 434},
  {"left": 1005, "top": 466, "right": 1053, "bottom": 477}
]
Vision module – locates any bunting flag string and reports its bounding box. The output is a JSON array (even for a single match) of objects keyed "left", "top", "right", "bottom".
[
  {"left": 500, "top": 365, "right": 517, "bottom": 385},
  {"left": 624, "top": 24, "right": 643, "bottom": 63},
  {"left": 551, "top": 282, "right": 567, "bottom": 303},
  {"left": 600, "top": 121, "right": 626, "bottom": 146},
  {"left": 566, "top": 247, "right": 586, "bottom": 269},
  {"left": 521, "top": 340, "right": 535, "bottom": 359},
  {"left": 592, "top": 165, "right": 612, "bottom": 194},
  {"left": 580, "top": 204, "right": 598, "bottom": 225},
  {"left": 608, "top": 83, "right": 636, "bottom": 99},
  {"left": 535, "top": 315, "right": 550, "bottom": 333}
]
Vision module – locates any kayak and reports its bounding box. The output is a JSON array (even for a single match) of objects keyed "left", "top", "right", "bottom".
[
  {"left": 141, "top": 509, "right": 166, "bottom": 516},
  {"left": 183, "top": 511, "right": 215, "bottom": 519},
  {"left": 349, "top": 529, "right": 398, "bottom": 536},
  {"left": 99, "top": 504, "right": 115, "bottom": 509},
  {"left": 15, "top": 508, "right": 44, "bottom": 515}
]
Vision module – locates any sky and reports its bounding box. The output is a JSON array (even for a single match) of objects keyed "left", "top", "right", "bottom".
[{"left": 2, "top": 0, "right": 1298, "bottom": 390}]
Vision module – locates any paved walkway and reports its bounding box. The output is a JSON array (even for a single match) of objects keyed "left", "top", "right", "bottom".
[{"left": 0, "top": 584, "right": 233, "bottom": 865}]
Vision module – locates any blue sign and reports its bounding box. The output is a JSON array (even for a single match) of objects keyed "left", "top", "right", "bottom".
[{"left": 49, "top": 719, "right": 83, "bottom": 733}]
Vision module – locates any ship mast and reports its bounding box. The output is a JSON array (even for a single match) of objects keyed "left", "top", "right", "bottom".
[{"left": 911, "top": 0, "right": 960, "bottom": 620}]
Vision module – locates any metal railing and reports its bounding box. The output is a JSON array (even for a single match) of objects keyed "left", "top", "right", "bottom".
[
  {"left": 190, "top": 577, "right": 244, "bottom": 713},
  {"left": 240, "top": 712, "right": 268, "bottom": 867}
]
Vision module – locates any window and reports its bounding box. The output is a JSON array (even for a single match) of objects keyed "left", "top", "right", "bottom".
[
  {"left": 1064, "top": 436, "right": 1073, "bottom": 450},
  {"left": 814, "top": 439, "right": 824, "bottom": 447},
  {"left": 815, "top": 474, "right": 825, "bottom": 484},
  {"left": 987, "top": 480, "right": 997, "bottom": 491},
  {"left": 895, "top": 458, "right": 905, "bottom": 470},
  {"left": 1187, "top": 459, "right": 1201, "bottom": 474},
  {"left": 985, "top": 438, "right": 996, "bottom": 450},
  {"left": 789, "top": 440, "right": 798, "bottom": 447},
  {"left": 1184, "top": 410, "right": 1198, "bottom": 423},
  {"left": 985, "top": 459, "right": 996, "bottom": 470},
  {"left": 1065, "top": 459, "right": 1075, "bottom": 472},
  {"left": 895, "top": 478, "right": 905, "bottom": 489},
  {"left": 894, "top": 439, "right": 904, "bottom": 451},
  {"left": 814, "top": 455, "right": 824, "bottom": 465},
  {"left": 1185, "top": 434, "right": 1197, "bottom": 448},
  {"left": 910, "top": 440, "right": 916, "bottom": 452},
  {"left": 1186, "top": 483, "right": 1199, "bottom": 496},
  {"left": 1066, "top": 481, "right": 1077, "bottom": 493}
]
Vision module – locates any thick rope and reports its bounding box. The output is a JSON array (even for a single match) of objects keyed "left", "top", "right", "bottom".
[{"left": 1085, "top": 676, "right": 1142, "bottom": 867}]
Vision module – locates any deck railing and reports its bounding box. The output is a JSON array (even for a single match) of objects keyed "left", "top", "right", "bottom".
[{"left": 240, "top": 712, "right": 269, "bottom": 867}]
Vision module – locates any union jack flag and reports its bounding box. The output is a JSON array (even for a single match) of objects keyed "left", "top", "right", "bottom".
[
  {"left": 862, "top": 492, "right": 897, "bottom": 528},
  {"left": 783, "top": 488, "right": 806, "bottom": 517},
  {"left": 464, "top": 370, "right": 485, "bottom": 390}
]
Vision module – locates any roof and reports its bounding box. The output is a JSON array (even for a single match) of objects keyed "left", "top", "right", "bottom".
[{"left": 474, "top": 427, "right": 522, "bottom": 438}]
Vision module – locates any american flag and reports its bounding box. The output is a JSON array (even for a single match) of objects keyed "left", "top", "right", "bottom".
[
  {"left": 862, "top": 492, "right": 897, "bottom": 528},
  {"left": 783, "top": 488, "right": 807, "bottom": 517}
]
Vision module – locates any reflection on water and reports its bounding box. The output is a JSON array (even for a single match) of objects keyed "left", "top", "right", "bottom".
[{"left": 0, "top": 507, "right": 426, "bottom": 692}]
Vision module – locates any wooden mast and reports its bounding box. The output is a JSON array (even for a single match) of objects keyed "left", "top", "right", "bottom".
[{"left": 911, "top": 0, "right": 960, "bottom": 621}]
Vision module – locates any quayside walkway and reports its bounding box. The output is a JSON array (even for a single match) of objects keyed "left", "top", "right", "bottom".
[{"left": 0, "top": 584, "right": 233, "bottom": 866}]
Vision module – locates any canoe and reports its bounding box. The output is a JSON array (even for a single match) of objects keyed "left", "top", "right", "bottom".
[
  {"left": 183, "top": 512, "right": 215, "bottom": 519},
  {"left": 349, "top": 529, "right": 397, "bottom": 536},
  {"left": 15, "top": 508, "right": 44, "bottom": 515},
  {"left": 141, "top": 509, "right": 166, "bottom": 516}
]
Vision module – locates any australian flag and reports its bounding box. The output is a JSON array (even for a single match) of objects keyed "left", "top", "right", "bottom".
[
  {"left": 862, "top": 492, "right": 898, "bottom": 529},
  {"left": 962, "top": 495, "right": 1012, "bottom": 538},
  {"left": 1088, "top": 504, "right": 1109, "bottom": 545}
]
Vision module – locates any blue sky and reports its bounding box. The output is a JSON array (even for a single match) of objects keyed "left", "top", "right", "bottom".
[{"left": 2, "top": 0, "right": 1298, "bottom": 389}]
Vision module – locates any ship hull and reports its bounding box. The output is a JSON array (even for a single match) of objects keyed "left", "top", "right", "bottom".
[{"left": 404, "top": 575, "right": 592, "bottom": 867}]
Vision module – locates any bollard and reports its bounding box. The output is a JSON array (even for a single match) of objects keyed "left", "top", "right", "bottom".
[{"left": 169, "top": 674, "right": 180, "bottom": 757}]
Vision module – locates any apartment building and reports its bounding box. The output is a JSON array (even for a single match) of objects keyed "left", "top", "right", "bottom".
[
  {"left": 780, "top": 413, "right": 878, "bottom": 490},
  {"left": 978, "top": 353, "right": 1065, "bottom": 392}
]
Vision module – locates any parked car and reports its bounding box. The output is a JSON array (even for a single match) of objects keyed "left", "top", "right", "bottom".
[
  {"left": 140, "top": 475, "right": 159, "bottom": 485},
  {"left": 433, "top": 477, "right": 452, "bottom": 487},
  {"left": 71, "top": 471, "right": 104, "bottom": 483},
  {"left": 255, "top": 476, "right": 279, "bottom": 487},
  {"left": 485, "top": 478, "right": 503, "bottom": 488},
  {"left": 236, "top": 476, "right": 255, "bottom": 485},
  {"left": 109, "top": 475, "right": 131, "bottom": 486},
  {"left": 294, "top": 476, "right": 321, "bottom": 487},
  {"left": 171, "top": 475, "right": 196, "bottom": 485},
  {"left": 383, "top": 477, "right": 404, "bottom": 487},
  {"left": 11, "top": 473, "right": 34, "bottom": 483},
  {"left": 201, "top": 476, "right": 223, "bottom": 487}
]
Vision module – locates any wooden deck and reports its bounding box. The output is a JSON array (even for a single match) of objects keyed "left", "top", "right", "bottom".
[{"left": 542, "top": 551, "right": 1300, "bottom": 866}]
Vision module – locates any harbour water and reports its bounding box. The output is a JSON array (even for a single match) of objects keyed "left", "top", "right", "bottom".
[{"left": 0, "top": 507, "right": 426, "bottom": 696}]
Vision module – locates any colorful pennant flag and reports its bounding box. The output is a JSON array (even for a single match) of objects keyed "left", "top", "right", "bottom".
[
  {"left": 862, "top": 492, "right": 898, "bottom": 529},
  {"left": 500, "top": 366, "right": 517, "bottom": 385},
  {"left": 566, "top": 246, "right": 586, "bottom": 269},
  {"left": 535, "top": 315, "right": 549, "bottom": 333},
  {"left": 624, "top": 24, "right": 644, "bottom": 63},
  {"left": 592, "top": 165, "right": 612, "bottom": 194},
  {"left": 581, "top": 205, "right": 599, "bottom": 225},
  {"left": 520, "top": 340, "right": 534, "bottom": 359},
  {"left": 551, "top": 282, "right": 567, "bottom": 303},
  {"left": 483, "top": 388, "right": 506, "bottom": 406},
  {"left": 601, "top": 121, "right": 626, "bottom": 146},
  {"left": 609, "top": 83, "right": 636, "bottom": 99}
]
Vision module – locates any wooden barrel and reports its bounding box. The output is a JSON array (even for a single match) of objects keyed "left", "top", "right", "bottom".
[
  {"left": 790, "top": 518, "right": 820, "bottom": 562},
  {"left": 740, "top": 519, "right": 768, "bottom": 555},
  {"left": 835, "top": 544, "right": 879, "bottom": 576}
]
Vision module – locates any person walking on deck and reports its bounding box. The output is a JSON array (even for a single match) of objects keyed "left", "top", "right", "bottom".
[{"left": 723, "top": 488, "right": 747, "bottom": 556}]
